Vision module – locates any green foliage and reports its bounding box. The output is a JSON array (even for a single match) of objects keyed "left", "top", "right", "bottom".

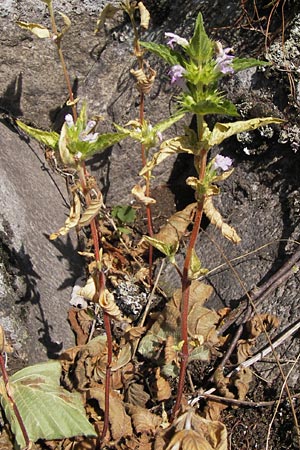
[
  {"left": 186, "top": 12, "right": 213, "bottom": 64},
  {"left": 232, "top": 57, "right": 271, "bottom": 72},
  {"left": 143, "top": 236, "right": 178, "bottom": 264},
  {"left": 111, "top": 205, "right": 136, "bottom": 224},
  {"left": 139, "top": 41, "right": 185, "bottom": 67},
  {"left": 16, "top": 120, "right": 60, "bottom": 149},
  {"left": 0, "top": 361, "right": 96, "bottom": 449}
]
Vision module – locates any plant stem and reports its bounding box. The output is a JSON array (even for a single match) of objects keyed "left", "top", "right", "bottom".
[
  {"left": 0, "top": 354, "right": 30, "bottom": 448},
  {"left": 47, "top": 1, "right": 77, "bottom": 120},
  {"left": 172, "top": 114, "right": 208, "bottom": 418}
]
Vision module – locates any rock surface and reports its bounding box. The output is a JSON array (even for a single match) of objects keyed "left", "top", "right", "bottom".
[{"left": 0, "top": 0, "right": 299, "bottom": 387}]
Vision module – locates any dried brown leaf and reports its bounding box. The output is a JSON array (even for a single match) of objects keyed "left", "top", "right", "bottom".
[
  {"left": 204, "top": 400, "right": 228, "bottom": 422},
  {"left": 130, "top": 65, "right": 156, "bottom": 95},
  {"left": 165, "top": 335, "right": 177, "bottom": 365},
  {"left": 127, "top": 383, "right": 150, "bottom": 408},
  {"left": 214, "top": 368, "right": 235, "bottom": 399},
  {"left": 154, "top": 367, "right": 172, "bottom": 401},
  {"left": 138, "top": 2, "right": 150, "bottom": 29},
  {"left": 166, "top": 430, "right": 213, "bottom": 450},
  {"left": 88, "top": 386, "right": 133, "bottom": 441},
  {"left": 78, "top": 277, "right": 96, "bottom": 301},
  {"left": 128, "top": 405, "right": 161, "bottom": 434},
  {"left": 78, "top": 198, "right": 102, "bottom": 228},
  {"left": 49, "top": 191, "right": 80, "bottom": 240},
  {"left": 153, "top": 203, "right": 196, "bottom": 250},
  {"left": 131, "top": 184, "right": 156, "bottom": 205},
  {"left": 233, "top": 367, "right": 252, "bottom": 401},
  {"left": 99, "top": 289, "right": 131, "bottom": 322},
  {"left": 125, "top": 326, "right": 147, "bottom": 341},
  {"left": 247, "top": 313, "right": 279, "bottom": 338},
  {"left": 203, "top": 197, "right": 241, "bottom": 243}
]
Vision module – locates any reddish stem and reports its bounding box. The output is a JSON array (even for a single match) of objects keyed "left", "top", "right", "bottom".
[
  {"left": 0, "top": 354, "right": 30, "bottom": 448},
  {"left": 171, "top": 150, "right": 207, "bottom": 419}
]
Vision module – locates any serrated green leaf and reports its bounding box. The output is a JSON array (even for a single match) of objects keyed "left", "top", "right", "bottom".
[
  {"left": 82, "top": 132, "right": 128, "bottom": 158},
  {"left": 209, "top": 117, "right": 285, "bottom": 146},
  {"left": 16, "top": 120, "right": 60, "bottom": 149},
  {"left": 181, "top": 96, "right": 239, "bottom": 116},
  {"left": 0, "top": 361, "right": 96, "bottom": 448},
  {"left": 143, "top": 236, "right": 178, "bottom": 260},
  {"left": 187, "top": 12, "right": 213, "bottom": 64},
  {"left": 152, "top": 112, "right": 185, "bottom": 135},
  {"left": 232, "top": 57, "right": 271, "bottom": 72},
  {"left": 16, "top": 21, "right": 51, "bottom": 39},
  {"left": 140, "top": 41, "right": 185, "bottom": 67}
]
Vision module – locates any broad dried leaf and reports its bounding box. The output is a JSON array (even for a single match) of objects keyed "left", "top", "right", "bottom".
[
  {"left": 138, "top": 2, "right": 150, "bottom": 29},
  {"left": 204, "top": 197, "right": 241, "bottom": 243},
  {"left": 209, "top": 117, "right": 285, "bottom": 147},
  {"left": 0, "top": 361, "right": 96, "bottom": 449},
  {"left": 152, "top": 202, "right": 196, "bottom": 250},
  {"left": 204, "top": 400, "right": 228, "bottom": 422},
  {"left": 49, "top": 191, "right": 81, "bottom": 240},
  {"left": 234, "top": 367, "right": 252, "bottom": 401},
  {"left": 78, "top": 277, "right": 96, "bottom": 301},
  {"left": 16, "top": 21, "right": 51, "bottom": 38},
  {"left": 99, "top": 289, "right": 131, "bottom": 322},
  {"left": 127, "top": 383, "right": 150, "bottom": 408},
  {"left": 130, "top": 66, "right": 156, "bottom": 95},
  {"left": 95, "top": 3, "right": 120, "bottom": 33},
  {"left": 247, "top": 313, "right": 279, "bottom": 338},
  {"left": 132, "top": 184, "right": 156, "bottom": 205},
  {"left": 111, "top": 342, "right": 132, "bottom": 371},
  {"left": 154, "top": 368, "right": 171, "bottom": 401},
  {"left": 166, "top": 430, "right": 213, "bottom": 450},
  {"left": 140, "top": 135, "right": 196, "bottom": 176},
  {"left": 88, "top": 387, "right": 133, "bottom": 441},
  {"left": 165, "top": 335, "right": 177, "bottom": 365},
  {"left": 124, "top": 326, "right": 147, "bottom": 341},
  {"left": 128, "top": 405, "right": 161, "bottom": 434},
  {"left": 59, "top": 122, "right": 74, "bottom": 165},
  {"left": 78, "top": 198, "right": 103, "bottom": 228}
]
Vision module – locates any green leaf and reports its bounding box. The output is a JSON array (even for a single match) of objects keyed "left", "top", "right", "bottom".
[
  {"left": 82, "top": 132, "right": 128, "bottom": 158},
  {"left": 209, "top": 117, "right": 285, "bottom": 147},
  {"left": 139, "top": 41, "right": 185, "bottom": 67},
  {"left": 0, "top": 361, "right": 96, "bottom": 448},
  {"left": 181, "top": 96, "right": 239, "bottom": 116},
  {"left": 16, "top": 120, "right": 60, "bottom": 149},
  {"left": 187, "top": 13, "right": 213, "bottom": 64},
  {"left": 188, "top": 345, "right": 210, "bottom": 363},
  {"left": 232, "top": 57, "right": 271, "bottom": 72},
  {"left": 143, "top": 236, "right": 178, "bottom": 263},
  {"left": 152, "top": 112, "right": 185, "bottom": 135},
  {"left": 16, "top": 21, "right": 51, "bottom": 38},
  {"left": 111, "top": 205, "right": 136, "bottom": 224}
]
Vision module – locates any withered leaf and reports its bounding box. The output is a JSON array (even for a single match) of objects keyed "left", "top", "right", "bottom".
[
  {"left": 154, "top": 367, "right": 172, "bottom": 401},
  {"left": 78, "top": 198, "right": 102, "bottom": 228},
  {"left": 88, "top": 387, "right": 133, "bottom": 441},
  {"left": 246, "top": 313, "right": 279, "bottom": 338},
  {"left": 131, "top": 184, "right": 156, "bottom": 205},
  {"left": 166, "top": 429, "right": 213, "bottom": 450},
  {"left": 127, "top": 383, "right": 150, "bottom": 408},
  {"left": 49, "top": 191, "right": 81, "bottom": 240},
  {"left": 203, "top": 197, "right": 241, "bottom": 243},
  {"left": 138, "top": 2, "right": 150, "bottom": 29},
  {"left": 128, "top": 405, "right": 161, "bottom": 434}
]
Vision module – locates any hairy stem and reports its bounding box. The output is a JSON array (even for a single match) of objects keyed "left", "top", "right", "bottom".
[{"left": 172, "top": 116, "right": 208, "bottom": 417}]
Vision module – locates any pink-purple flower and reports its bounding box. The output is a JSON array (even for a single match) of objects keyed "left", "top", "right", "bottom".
[
  {"left": 213, "top": 154, "right": 233, "bottom": 171},
  {"left": 215, "top": 41, "right": 234, "bottom": 75},
  {"left": 165, "top": 32, "right": 188, "bottom": 49},
  {"left": 168, "top": 65, "right": 187, "bottom": 89}
]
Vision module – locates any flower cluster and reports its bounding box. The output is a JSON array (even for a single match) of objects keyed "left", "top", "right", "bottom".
[
  {"left": 215, "top": 41, "right": 234, "bottom": 75},
  {"left": 213, "top": 154, "right": 233, "bottom": 171}
]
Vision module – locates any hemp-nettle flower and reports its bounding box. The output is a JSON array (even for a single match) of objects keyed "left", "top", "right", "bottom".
[
  {"left": 215, "top": 41, "right": 234, "bottom": 75},
  {"left": 213, "top": 154, "right": 233, "bottom": 171},
  {"left": 79, "top": 132, "right": 99, "bottom": 143},
  {"left": 168, "top": 65, "right": 187, "bottom": 89},
  {"left": 65, "top": 114, "right": 74, "bottom": 128},
  {"left": 85, "top": 120, "right": 97, "bottom": 134},
  {"left": 165, "top": 32, "right": 189, "bottom": 49}
]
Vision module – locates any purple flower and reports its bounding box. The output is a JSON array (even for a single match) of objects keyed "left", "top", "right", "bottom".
[
  {"left": 165, "top": 32, "right": 188, "bottom": 49},
  {"left": 65, "top": 114, "right": 74, "bottom": 128},
  {"left": 168, "top": 65, "right": 187, "bottom": 89},
  {"left": 215, "top": 41, "right": 234, "bottom": 75},
  {"left": 213, "top": 154, "right": 233, "bottom": 171},
  {"left": 79, "top": 132, "right": 99, "bottom": 143}
]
